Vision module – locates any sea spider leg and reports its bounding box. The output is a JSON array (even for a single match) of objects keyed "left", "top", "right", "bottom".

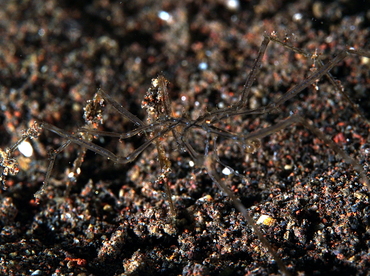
[
  {"left": 268, "top": 35, "right": 370, "bottom": 121},
  {"left": 216, "top": 114, "right": 369, "bottom": 187},
  {"left": 238, "top": 35, "right": 271, "bottom": 109},
  {"left": 201, "top": 112, "right": 368, "bottom": 276},
  {"left": 265, "top": 36, "right": 370, "bottom": 114},
  {"left": 203, "top": 137, "right": 290, "bottom": 276},
  {"left": 0, "top": 122, "right": 42, "bottom": 189},
  {"left": 32, "top": 118, "right": 182, "bottom": 200},
  {"left": 192, "top": 33, "right": 369, "bottom": 190},
  {"left": 141, "top": 75, "right": 179, "bottom": 216},
  {"left": 32, "top": 93, "right": 107, "bottom": 199},
  {"left": 40, "top": 120, "right": 181, "bottom": 165},
  {"left": 77, "top": 118, "right": 179, "bottom": 140},
  {"left": 34, "top": 140, "right": 71, "bottom": 200},
  {"left": 182, "top": 35, "right": 369, "bottom": 274},
  {"left": 36, "top": 80, "right": 181, "bottom": 201},
  {"left": 88, "top": 82, "right": 181, "bottom": 215},
  {"left": 64, "top": 92, "right": 105, "bottom": 196},
  {"left": 197, "top": 33, "right": 369, "bottom": 127},
  {"left": 97, "top": 88, "right": 145, "bottom": 127}
]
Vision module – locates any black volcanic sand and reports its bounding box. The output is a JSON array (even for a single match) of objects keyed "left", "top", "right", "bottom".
[{"left": 0, "top": 1, "right": 370, "bottom": 275}]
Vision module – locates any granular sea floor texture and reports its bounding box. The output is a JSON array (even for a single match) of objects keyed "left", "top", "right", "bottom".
[{"left": 0, "top": 1, "right": 369, "bottom": 275}]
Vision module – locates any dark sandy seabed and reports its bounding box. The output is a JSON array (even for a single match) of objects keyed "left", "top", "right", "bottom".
[{"left": 0, "top": 0, "right": 370, "bottom": 275}]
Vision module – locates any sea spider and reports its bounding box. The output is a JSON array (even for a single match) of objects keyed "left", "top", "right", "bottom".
[{"left": 1, "top": 33, "right": 369, "bottom": 275}]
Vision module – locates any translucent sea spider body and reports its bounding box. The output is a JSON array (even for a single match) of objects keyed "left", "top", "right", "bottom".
[{"left": 1, "top": 33, "right": 370, "bottom": 275}]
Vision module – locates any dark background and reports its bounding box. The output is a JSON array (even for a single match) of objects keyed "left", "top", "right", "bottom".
[{"left": 0, "top": 0, "right": 369, "bottom": 275}]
